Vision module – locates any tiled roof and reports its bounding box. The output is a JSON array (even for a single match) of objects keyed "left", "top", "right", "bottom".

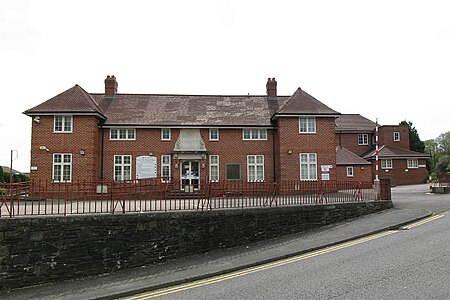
[
  {"left": 335, "top": 114, "right": 375, "bottom": 132},
  {"left": 363, "top": 145, "right": 429, "bottom": 159},
  {"left": 275, "top": 88, "right": 340, "bottom": 116},
  {"left": 24, "top": 83, "right": 341, "bottom": 127},
  {"left": 93, "top": 94, "right": 290, "bottom": 127},
  {"left": 24, "top": 85, "right": 106, "bottom": 118},
  {"left": 336, "top": 146, "right": 371, "bottom": 165}
]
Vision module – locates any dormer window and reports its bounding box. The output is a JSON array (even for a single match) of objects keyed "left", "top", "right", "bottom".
[{"left": 54, "top": 115, "right": 72, "bottom": 133}]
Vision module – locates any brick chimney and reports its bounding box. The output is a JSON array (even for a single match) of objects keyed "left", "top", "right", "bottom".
[
  {"left": 104, "top": 75, "right": 118, "bottom": 97},
  {"left": 266, "top": 77, "right": 277, "bottom": 99}
]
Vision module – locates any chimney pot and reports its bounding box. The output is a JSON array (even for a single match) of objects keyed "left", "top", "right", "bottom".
[
  {"left": 266, "top": 77, "right": 277, "bottom": 99},
  {"left": 104, "top": 75, "right": 118, "bottom": 97}
]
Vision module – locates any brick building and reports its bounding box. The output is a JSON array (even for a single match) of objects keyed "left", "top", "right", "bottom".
[
  {"left": 335, "top": 114, "right": 429, "bottom": 185},
  {"left": 23, "top": 76, "right": 428, "bottom": 188}
]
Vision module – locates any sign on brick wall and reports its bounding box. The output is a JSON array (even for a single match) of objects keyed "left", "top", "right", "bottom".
[{"left": 136, "top": 156, "right": 157, "bottom": 179}]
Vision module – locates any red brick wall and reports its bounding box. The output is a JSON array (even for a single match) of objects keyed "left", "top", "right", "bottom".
[
  {"left": 336, "top": 165, "right": 372, "bottom": 182},
  {"left": 201, "top": 128, "right": 275, "bottom": 183},
  {"left": 371, "top": 158, "right": 428, "bottom": 185},
  {"left": 102, "top": 128, "right": 180, "bottom": 181},
  {"left": 336, "top": 132, "right": 374, "bottom": 156},
  {"left": 102, "top": 128, "right": 275, "bottom": 183},
  {"left": 29, "top": 115, "right": 101, "bottom": 182},
  {"left": 379, "top": 125, "right": 409, "bottom": 149},
  {"left": 277, "top": 117, "right": 337, "bottom": 181}
]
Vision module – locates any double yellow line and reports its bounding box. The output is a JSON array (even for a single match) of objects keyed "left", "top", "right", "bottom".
[
  {"left": 122, "top": 212, "right": 447, "bottom": 300},
  {"left": 400, "top": 211, "right": 447, "bottom": 230}
]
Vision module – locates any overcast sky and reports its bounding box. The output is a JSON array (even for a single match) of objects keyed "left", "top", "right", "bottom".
[{"left": 1, "top": 0, "right": 449, "bottom": 172}]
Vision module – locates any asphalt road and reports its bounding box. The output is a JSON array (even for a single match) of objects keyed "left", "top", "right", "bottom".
[
  {"left": 125, "top": 184, "right": 449, "bottom": 300},
  {"left": 134, "top": 212, "right": 450, "bottom": 300},
  {"left": 390, "top": 184, "right": 450, "bottom": 213}
]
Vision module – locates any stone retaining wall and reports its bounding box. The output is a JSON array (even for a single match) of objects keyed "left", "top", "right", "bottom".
[{"left": 0, "top": 201, "right": 393, "bottom": 291}]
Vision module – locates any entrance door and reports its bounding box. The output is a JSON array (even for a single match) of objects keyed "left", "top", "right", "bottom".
[{"left": 181, "top": 160, "right": 200, "bottom": 191}]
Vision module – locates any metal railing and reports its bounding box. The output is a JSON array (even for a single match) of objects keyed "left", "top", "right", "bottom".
[{"left": 0, "top": 178, "right": 387, "bottom": 217}]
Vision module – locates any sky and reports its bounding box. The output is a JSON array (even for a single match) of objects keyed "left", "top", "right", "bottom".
[{"left": 1, "top": 0, "right": 449, "bottom": 173}]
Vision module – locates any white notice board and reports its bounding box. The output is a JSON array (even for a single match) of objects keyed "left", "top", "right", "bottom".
[{"left": 136, "top": 156, "right": 157, "bottom": 179}]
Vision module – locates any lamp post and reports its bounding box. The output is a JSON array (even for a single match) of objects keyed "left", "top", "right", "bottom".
[{"left": 10, "top": 150, "right": 18, "bottom": 183}]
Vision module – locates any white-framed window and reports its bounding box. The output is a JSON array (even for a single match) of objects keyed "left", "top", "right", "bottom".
[
  {"left": 52, "top": 153, "right": 72, "bottom": 182},
  {"left": 114, "top": 155, "right": 132, "bottom": 181},
  {"left": 209, "top": 155, "right": 219, "bottom": 181},
  {"left": 161, "top": 155, "right": 171, "bottom": 180},
  {"left": 209, "top": 128, "right": 219, "bottom": 141},
  {"left": 110, "top": 128, "right": 136, "bottom": 140},
  {"left": 299, "top": 117, "right": 316, "bottom": 133},
  {"left": 381, "top": 159, "right": 393, "bottom": 169},
  {"left": 243, "top": 129, "right": 267, "bottom": 140},
  {"left": 346, "top": 166, "right": 354, "bottom": 177},
  {"left": 300, "top": 153, "right": 317, "bottom": 181},
  {"left": 247, "top": 155, "right": 264, "bottom": 182},
  {"left": 161, "top": 128, "right": 171, "bottom": 141},
  {"left": 358, "top": 134, "right": 368, "bottom": 145},
  {"left": 394, "top": 132, "right": 400, "bottom": 141},
  {"left": 54, "top": 115, "right": 72, "bottom": 133},
  {"left": 407, "top": 158, "right": 418, "bottom": 169}
]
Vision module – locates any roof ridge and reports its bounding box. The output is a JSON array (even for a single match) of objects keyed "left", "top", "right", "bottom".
[
  {"left": 276, "top": 87, "right": 301, "bottom": 113},
  {"left": 90, "top": 93, "right": 291, "bottom": 98}
]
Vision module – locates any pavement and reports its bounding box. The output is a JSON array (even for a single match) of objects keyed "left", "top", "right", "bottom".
[{"left": 1, "top": 204, "right": 433, "bottom": 300}]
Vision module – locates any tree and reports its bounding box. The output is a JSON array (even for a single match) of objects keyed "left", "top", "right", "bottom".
[
  {"left": 399, "top": 120, "right": 425, "bottom": 153},
  {"left": 0, "top": 166, "right": 4, "bottom": 182},
  {"left": 436, "top": 131, "right": 450, "bottom": 155},
  {"left": 435, "top": 155, "right": 450, "bottom": 173}
]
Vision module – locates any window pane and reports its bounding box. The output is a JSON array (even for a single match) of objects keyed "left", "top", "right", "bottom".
[
  {"left": 210, "top": 165, "right": 218, "bottom": 181},
  {"left": 301, "top": 165, "right": 308, "bottom": 179},
  {"left": 54, "top": 154, "right": 62, "bottom": 163},
  {"left": 162, "top": 166, "right": 170, "bottom": 177},
  {"left": 124, "top": 166, "right": 131, "bottom": 180},
  {"left": 128, "top": 129, "right": 135, "bottom": 139},
  {"left": 260, "top": 130, "right": 267, "bottom": 139},
  {"left": 256, "top": 155, "right": 263, "bottom": 164},
  {"left": 210, "top": 129, "right": 218, "bottom": 140},
  {"left": 256, "top": 165, "right": 264, "bottom": 180},
  {"left": 300, "top": 154, "right": 308, "bottom": 162},
  {"left": 119, "top": 129, "right": 126, "bottom": 139},
  {"left": 63, "top": 154, "right": 71, "bottom": 163},
  {"left": 115, "top": 156, "right": 122, "bottom": 164},
  {"left": 53, "top": 165, "right": 61, "bottom": 181},
  {"left": 64, "top": 116, "right": 72, "bottom": 131},
  {"left": 124, "top": 156, "right": 131, "bottom": 164},
  {"left": 309, "top": 164, "right": 317, "bottom": 180},
  {"left": 63, "top": 165, "right": 71, "bottom": 181},
  {"left": 54, "top": 116, "right": 62, "bottom": 131},
  {"left": 115, "top": 166, "right": 122, "bottom": 181},
  {"left": 248, "top": 156, "right": 255, "bottom": 164},
  {"left": 111, "top": 129, "right": 118, "bottom": 139},
  {"left": 308, "top": 118, "right": 315, "bottom": 132},
  {"left": 299, "top": 118, "right": 307, "bottom": 132},
  {"left": 248, "top": 166, "right": 255, "bottom": 181}
]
